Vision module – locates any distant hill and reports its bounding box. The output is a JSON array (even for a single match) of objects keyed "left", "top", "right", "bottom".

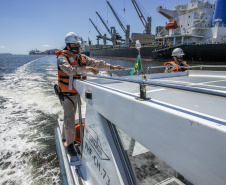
[
  {"left": 29, "top": 49, "right": 58, "bottom": 55},
  {"left": 0, "top": 53, "right": 12, "bottom": 55}
]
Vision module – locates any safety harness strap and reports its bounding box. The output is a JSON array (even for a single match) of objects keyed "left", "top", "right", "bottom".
[
  {"left": 63, "top": 95, "right": 75, "bottom": 106},
  {"left": 59, "top": 76, "right": 82, "bottom": 79},
  {"left": 59, "top": 80, "right": 69, "bottom": 85}
]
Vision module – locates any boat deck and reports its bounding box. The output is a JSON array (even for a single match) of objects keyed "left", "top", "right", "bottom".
[
  {"left": 55, "top": 69, "right": 226, "bottom": 185},
  {"left": 88, "top": 70, "right": 226, "bottom": 127}
]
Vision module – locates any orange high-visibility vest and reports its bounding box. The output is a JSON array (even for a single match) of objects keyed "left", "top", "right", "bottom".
[
  {"left": 55, "top": 50, "right": 86, "bottom": 93},
  {"left": 164, "top": 61, "right": 180, "bottom": 72}
]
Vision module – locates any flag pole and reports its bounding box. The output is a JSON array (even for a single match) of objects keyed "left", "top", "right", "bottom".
[
  {"left": 135, "top": 40, "right": 143, "bottom": 74},
  {"left": 138, "top": 49, "right": 143, "bottom": 74},
  {"left": 135, "top": 40, "right": 147, "bottom": 99}
]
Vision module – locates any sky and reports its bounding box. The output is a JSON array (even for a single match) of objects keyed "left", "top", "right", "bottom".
[{"left": 0, "top": 0, "right": 194, "bottom": 54}]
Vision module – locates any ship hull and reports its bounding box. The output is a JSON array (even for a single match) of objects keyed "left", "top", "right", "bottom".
[
  {"left": 156, "top": 44, "right": 226, "bottom": 62},
  {"left": 90, "top": 44, "right": 226, "bottom": 63},
  {"left": 90, "top": 46, "right": 156, "bottom": 58}
]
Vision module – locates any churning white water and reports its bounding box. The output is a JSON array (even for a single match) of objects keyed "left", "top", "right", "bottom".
[
  {"left": 0, "top": 55, "right": 62, "bottom": 184},
  {"left": 0, "top": 54, "right": 163, "bottom": 184}
]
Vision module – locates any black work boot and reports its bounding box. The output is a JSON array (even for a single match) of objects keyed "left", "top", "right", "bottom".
[{"left": 66, "top": 143, "right": 77, "bottom": 156}]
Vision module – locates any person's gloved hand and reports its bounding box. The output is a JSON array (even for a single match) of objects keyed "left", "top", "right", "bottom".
[
  {"left": 89, "top": 67, "right": 99, "bottom": 75},
  {"left": 112, "top": 65, "right": 125, "bottom": 71}
]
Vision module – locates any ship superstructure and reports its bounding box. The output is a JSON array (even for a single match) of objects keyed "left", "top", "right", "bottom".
[{"left": 156, "top": 0, "right": 226, "bottom": 46}]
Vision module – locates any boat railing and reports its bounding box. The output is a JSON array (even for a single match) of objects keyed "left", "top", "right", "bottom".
[
  {"left": 84, "top": 65, "right": 226, "bottom": 99},
  {"left": 146, "top": 65, "right": 226, "bottom": 74}
]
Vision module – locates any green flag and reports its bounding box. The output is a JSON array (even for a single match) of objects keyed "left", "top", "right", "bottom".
[{"left": 129, "top": 56, "right": 141, "bottom": 75}]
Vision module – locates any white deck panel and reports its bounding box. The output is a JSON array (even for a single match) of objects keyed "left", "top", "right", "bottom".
[
  {"left": 75, "top": 70, "right": 226, "bottom": 185},
  {"left": 87, "top": 70, "right": 226, "bottom": 124}
]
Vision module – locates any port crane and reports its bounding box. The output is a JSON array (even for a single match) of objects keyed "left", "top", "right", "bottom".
[
  {"left": 106, "top": 1, "right": 130, "bottom": 46},
  {"left": 89, "top": 18, "right": 110, "bottom": 47},
  {"left": 131, "top": 0, "right": 152, "bottom": 34},
  {"left": 96, "top": 12, "right": 123, "bottom": 47}
]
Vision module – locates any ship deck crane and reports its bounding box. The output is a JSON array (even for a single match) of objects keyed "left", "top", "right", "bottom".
[
  {"left": 95, "top": 12, "right": 124, "bottom": 47},
  {"left": 96, "top": 12, "right": 123, "bottom": 41},
  {"left": 131, "top": 0, "right": 152, "bottom": 34},
  {"left": 96, "top": 12, "right": 112, "bottom": 36},
  {"left": 89, "top": 18, "right": 110, "bottom": 47},
  {"left": 106, "top": 1, "right": 130, "bottom": 46}
]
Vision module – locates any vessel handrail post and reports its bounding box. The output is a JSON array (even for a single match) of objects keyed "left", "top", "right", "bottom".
[
  {"left": 139, "top": 83, "right": 147, "bottom": 100},
  {"left": 139, "top": 72, "right": 148, "bottom": 100},
  {"left": 108, "top": 69, "right": 113, "bottom": 77},
  {"left": 77, "top": 93, "right": 84, "bottom": 156},
  {"left": 147, "top": 66, "right": 150, "bottom": 74}
]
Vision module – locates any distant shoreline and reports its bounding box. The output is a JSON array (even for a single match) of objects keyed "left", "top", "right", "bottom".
[{"left": 0, "top": 53, "right": 13, "bottom": 55}]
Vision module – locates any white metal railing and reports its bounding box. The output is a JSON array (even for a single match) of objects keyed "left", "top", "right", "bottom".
[
  {"left": 146, "top": 65, "right": 226, "bottom": 74},
  {"left": 98, "top": 65, "right": 226, "bottom": 76},
  {"left": 83, "top": 65, "right": 226, "bottom": 98},
  {"left": 214, "top": 23, "right": 226, "bottom": 27}
]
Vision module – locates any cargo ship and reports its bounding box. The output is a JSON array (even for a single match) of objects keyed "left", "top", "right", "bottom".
[{"left": 90, "top": 0, "right": 226, "bottom": 63}]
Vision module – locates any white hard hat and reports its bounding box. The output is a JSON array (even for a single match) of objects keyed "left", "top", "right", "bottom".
[
  {"left": 172, "top": 48, "right": 185, "bottom": 56},
  {"left": 65, "top": 32, "right": 81, "bottom": 44}
]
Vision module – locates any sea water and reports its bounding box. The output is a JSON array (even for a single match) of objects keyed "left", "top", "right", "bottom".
[
  {"left": 0, "top": 55, "right": 164, "bottom": 184},
  {"left": 0, "top": 55, "right": 62, "bottom": 184}
]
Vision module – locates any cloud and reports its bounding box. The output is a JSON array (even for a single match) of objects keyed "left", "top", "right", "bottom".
[
  {"left": 42, "top": 45, "right": 50, "bottom": 47},
  {"left": 0, "top": 46, "right": 5, "bottom": 48}
]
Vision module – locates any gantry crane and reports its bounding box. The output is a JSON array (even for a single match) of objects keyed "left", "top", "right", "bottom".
[
  {"left": 89, "top": 18, "right": 110, "bottom": 47},
  {"left": 106, "top": 1, "right": 130, "bottom": 46},
  {"left": 131, "top": 0, "right": 152, "bottom": 34}
]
